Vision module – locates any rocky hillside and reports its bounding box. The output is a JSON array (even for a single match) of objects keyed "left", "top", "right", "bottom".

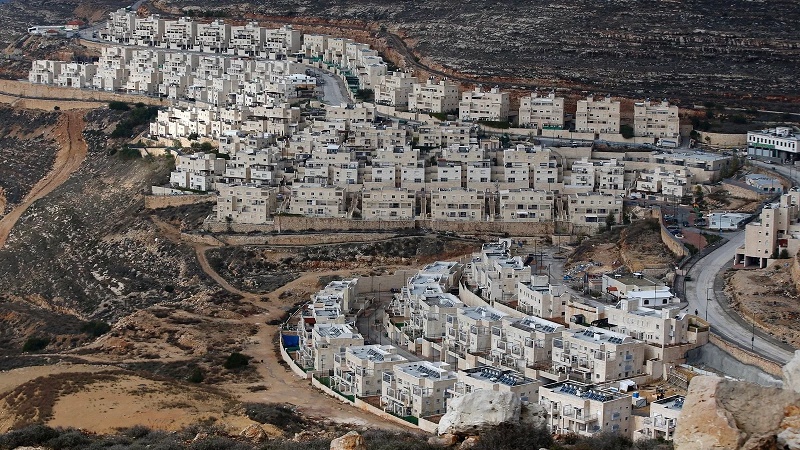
[
  {"left": 154, "top": 0, "right": 800, "bottom": 110},
  {"left": 0, "top": 107, "right": 60, "bottom": 216}
]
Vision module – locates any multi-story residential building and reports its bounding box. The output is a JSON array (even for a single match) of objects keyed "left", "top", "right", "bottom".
[
  {"left": 539, "top": 381, "right": 633, "bottom": 438},
  {"left": 636, "top": 395, "right": 684, "bottom": 441},
  {"left": 490, "top": 315, "right": 565, "bottom": 372},
  {"left": 28, "top": 60, "right": 63, "bottom": 84},
  {"left": 430, "top": 163, "right": 463, "bottom": 189},
  {"left": 552, "top": 327, "right": 646, "bottom": 382},
  {"left": 106, "top": 8, "right": 135, "bottom": 43},
  {"left": 747, "top": 127, "right": 800, "bottom": 163},
  {"left": 332, "top": 345, "right": 408, "bottom": 397},
  {"left": 169, "top": 152, "right": 226, "bottom": 191},
  {"left": 313, "top": 278, "right": 359, "bottom": 312},
  {"left": 736, "top": 191, "right": 800, "bottom": 268},
  {"left": 408, "top": 79, "right": 460, "bottom": 113},
  {"left": 407, "top": 293, "right": 464, "bottom": 341},
  {"left": 430, "top": 188, "right": 486, "bottom": 221},
  {"left": 465, "top": 161, "right": 492, "bottom": 190},
  {"left": 326, "top": 103, "right": 376, "bottom": 124},
  {"left": 361, "top": 188, "right": 415, "bottom": 219},
  {"left": 633, "top": 100, "right": 679, "bottom": 139},
  {"left": 375, "top": 71, "right": 418, "bottom": 107},
  {"left": 601, "top": 273, "right": 669, "bottom": 306},
  {"left": 289, "top": 183, "right": 346, "bottom": 217},
  {"left": 634, "top": 167, "right": 693, "bottom": 199},
  {"left": 518, "top": 92, "right": 565, "bottom": 130},
  {"left": 517, "top": 276, "right": 570, "bottom": 320},
  {"left": 131, "top": 14, "right": 165, "bottom": 47},
  {"left": 497, "top": 189, "right": 554, "bottom": 222},
  {"left": 458, "top": 86, "right": 510, "bottom": 122},
  {"left": 416, "top": 123, "right": 473, "bottom": 148},
  {"left": 216, "top": 184, "right": 277, "bottom": 224},
  {"left": 441, "top": 144, "right": 485, "bottom": 164},
  {"left": 381, "top": 361, "right": 457, "bottom": 417},
  {"left": 163, "top": 17, "right": 197, "bottom": 50},
  {"left": 448, "top": 367, "right": 541, "bottom": 404},
  {"left": 567, "top": 192, "right": 623, "bottom": 230},
  {"left": 54, "top": 63, "right": 97, "bottom": 88},
  {"left": 575, "top": 96, "right": 620, "bottom": 135},
  {"left": 444, "top": 306, "right": 509, "bottom": 366},
  {"left": 297, "top": 323, "right": 364, "bottom": 373},
  {"left": 744, "top": 173, "right": 784, "bottom": 194}
]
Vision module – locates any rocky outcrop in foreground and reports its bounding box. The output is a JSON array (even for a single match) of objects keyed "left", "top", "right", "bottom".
[{"left": 674, "top": 350, "right": 800, "bottom": 449}]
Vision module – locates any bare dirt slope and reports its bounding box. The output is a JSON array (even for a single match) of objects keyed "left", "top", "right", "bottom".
[
  {"left": 0, "top": 110, "right": 87, "bottom": 248},
  {"left": 726, "top": 259, "right": 800, "bottom": 348}
]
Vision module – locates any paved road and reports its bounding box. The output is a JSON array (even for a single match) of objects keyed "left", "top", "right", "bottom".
[
  {"left": 685, "top": 231, "right": 794, "bottom": 364},
  {"left": 309, "top": 69, "right": 351, "bottom": 106}
]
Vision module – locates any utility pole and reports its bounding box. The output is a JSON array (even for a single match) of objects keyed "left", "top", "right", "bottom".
[{"left": 706, "top": 287, "right": 713, "bottom": 322}]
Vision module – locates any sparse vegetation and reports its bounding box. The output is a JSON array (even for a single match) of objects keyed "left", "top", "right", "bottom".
[
  {"left": 22, "top": 336, "right": 49, "bottom": 352},
  {"left": 243, "top": 403, "right": 305, "bottom": 434},
  {"left": 224, "top": 352, "right": 251, "bottom": 369},
  {"left": 80, "top": 320, "right": 111, "bottom": 337}
]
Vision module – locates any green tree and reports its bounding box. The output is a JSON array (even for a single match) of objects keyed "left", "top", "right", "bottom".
[
  {"left": 780, "top": 248, "right": 790, "bottom": 259},
  {"left": 605, "top": 212, "right": 617, "bottom": 231},
  {"left": 224, "top": 352, "right": 251, "bottom": 369},
  {"left": 620, "top": 124, "right": 635, "bottom": 139}
]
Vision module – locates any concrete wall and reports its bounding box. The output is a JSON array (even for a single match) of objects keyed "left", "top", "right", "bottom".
[
  {"left": 279, "top": 341, "right": 311, "bottom": 380},
  {"left": 144, "top": 194, "right": 216, "bottom": 209},
  {"left": 721, "top": 181, "right": 764, "bottom": 201},
  {"left": 792, "top": 257, "right": 800, "bottom": 293},
  {"left": 687, "top": 338, "right": 783, "bottom": 387},
  {"left": 598, "top": 133, "right": 656, "bottom": 145},
  {"left": 696, "top": 131, "right": 747, "bottom": 150},
  {"left": 203, "top": 215, "right": 592, "bottom": 237},
  {"left": 0, "top": 79, "right": 164, "bottom": 106},
  {"left": 218, "top": 232, "right": 398, "bottom": 246}
]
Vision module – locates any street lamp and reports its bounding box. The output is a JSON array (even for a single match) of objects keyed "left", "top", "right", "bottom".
[{"left": 705, "top": 287, "right": 713, "bottom": 322}]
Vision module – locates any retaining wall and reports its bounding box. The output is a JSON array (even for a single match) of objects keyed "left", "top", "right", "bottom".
[
  {"left": 0, "top": 79, "right": 164, "bottom": 106},
  {"left": 688, "top": 337, "right": 783, "bottom": 387},
  {"left": 352, "top": 398, "right": 423, "bottom": 431},
  {"left": 144, "top": 194, "right": 216, "bottom": 209},
  {"left": 279, "top": 343, "right": 311, "bottom": 380}
]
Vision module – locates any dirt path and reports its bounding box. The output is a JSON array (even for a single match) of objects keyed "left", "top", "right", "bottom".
[{"left": 0, "top": 110, "right": 88, "bottom": 248}]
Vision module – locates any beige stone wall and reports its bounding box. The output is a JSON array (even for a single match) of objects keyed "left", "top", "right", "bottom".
[
  {"left": 0, "top": 79, "right": 164, "bottom": 107},
  {"left": 144, "top": 194, "right": 216, "bottom": 209},
  {"left": 203, "top": 215, "right": 592, "bottom": 237},
  {"left": 791, "top": 257, "right": 800, "bottom": 294},
  {"left": 721, "top": 181, "right": 764, "bottom": 201},
  {"left": 697, "top": 131, "right": 747, "bottom": 149},
  {"left": 709, "top": 334, "right": 782, "bottom": 377}
]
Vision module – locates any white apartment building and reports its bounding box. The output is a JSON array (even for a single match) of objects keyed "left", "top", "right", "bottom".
[
  {"left": 634, "top": 167, "right": 693, "bottom": 199},
  {"left": 575, "top": 96, "right": 620, "bottom": 135},
  {"left": 416, "top": 123, "right": 473, "bottom": 148},
  {"left": 458, "top": 86, "right": 510, "bottom": 122},
  {"left": 381, "top": 361, "right": 457, "bottom": 417},
  {"left": 735, "top": 191, "right": 800, "bottom": 268},
  {"left": 170, "top": 152, "right": 226, "bottom": 191},
  {"left": 636, "top": 395, "right": 684, "bottom": 441},
  {"left": 332, "top": 345, "right": 408, "bottom": 397},
  {"left": 566, "top": 158, "right": 625, "bottom": 196},
  {"left": 375, "top": 71, "right": 418, "bottom": 107},
  {"left": 361, "top": 188, "right": 415, "bottom": 219},
  {"left": 289, "top": 183, "right": 346, "bottom": 217},
  {"left": 568, "top": 192, "right": 623, "bottom": 229},
  {"left": 444, "top": 306, "right": 509, "bottom": 366},
  {"left": 518, "top": 92, "right": 565, "bottom": 130},
  {"left": 430, "top": 188, "right": 486, "bottom": 221},
  {"left": 326, "top": 103, "right": 376, "bottom": 124},
  {"left": 297, "top": 323, "right": 364, "bottom": 373},
  {"left": 29, "top": 60, "right": 63, "bottom": 84},
  {"left": 539, "top": 381, "right": 633, "bottom": 438},
  {"left": 448, "top": 367, "right": 541, "bottom": 404},
  {"left": 365, "top": 164, "right": 397, "bottom": 189},
  {"left": 601, "top": 273, "right": 668, "bottom": 304},
  {"left": 497, "top": 189, "right": 554, "bottom": 222},
  {"left": 408, "top": 293, "right": 464, "bottom": 341},
  {"left": 633, "top": 100, "right": 679, "bottom": 139},
  {"left": 490, "top": 316, "right": 565, "bottom": 372},
  {"left": 747, "top": 127, "right": 800, "bottom": 162},
  {"left": 552, "top": 327, "right": 646, "bottom": 383},
  {"left": 408, "top": 79, "right": 460, "bottom": 113},
  {"left": 517, "top": 276, "right": 570, "bottom": 320},
  {"left": 54, "top": 63, "right": 97, "bottom": 89},
  {"left": 216, "top": 184, "right": 277, "bottom": 224},
  {"left": 442, "top": 143, "right": 485, "bottom": 163}
]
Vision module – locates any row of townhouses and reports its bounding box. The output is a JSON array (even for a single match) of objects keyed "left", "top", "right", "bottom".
[{"left": 290, "top": 244, "right": 702, "bottom": 440}]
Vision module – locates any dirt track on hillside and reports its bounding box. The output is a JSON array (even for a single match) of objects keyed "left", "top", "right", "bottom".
[{"left": 0, "top": 110, "right": 88, "bottom": 248}]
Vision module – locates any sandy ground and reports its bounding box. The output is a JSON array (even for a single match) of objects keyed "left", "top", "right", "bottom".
[
  {"left": 0, "top": 110, "right": 87, "bottom": 248},
  {"left": 726, "top": 258, "right": 800, "bottom": 348}
]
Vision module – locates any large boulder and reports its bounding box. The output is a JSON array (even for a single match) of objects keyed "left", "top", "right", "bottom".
[
  {"left": 239, "top": 424, "right": 267, "bottom": 443},
  {"left": 519, "top": 402, "right": 547, "bottom": 428},
  {"left": 330, "top": 431, "right": 366, "bottom": 450},
  {"left": 438, "top": 390, "right": 521, "bottom": 435},
  {"left": 674, "top": 375, "right": 800, "bottom": 450},
  {"left": 784, "top": 350, "right": 800, "bottom": 394}
]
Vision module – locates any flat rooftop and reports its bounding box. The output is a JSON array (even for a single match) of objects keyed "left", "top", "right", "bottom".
[
  {"left": 609, "top": 274, "right": 661, "bottom": 288},
  {"left": 314, "top": 323, "right": 361, "bottom": 339},
  {"left": 654, "top": 395, "right": 685, "bottom": 411},
  {"left": 568, "top": 327, "right": 633, "bottom": 345},
  {"left": 462, "top": 366, "right": 536, "bottom": 387},
  {"left": 396, "top": 362, "right": 456, "bottom": 380},
  {"left": 542, "top": 381, "right": 627, "bottom": 402},
  {"left": 422, "top": 293, "right": 463, "bottom": 308},
  {"left": 510, "top": 316, "right": 563, "bottom": 334},
  {"left": 461, "top": 306, "right": 507, "bottom": 322},
  {"left": 348, "top": 345, "right": 407, "bottom": 363}
]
